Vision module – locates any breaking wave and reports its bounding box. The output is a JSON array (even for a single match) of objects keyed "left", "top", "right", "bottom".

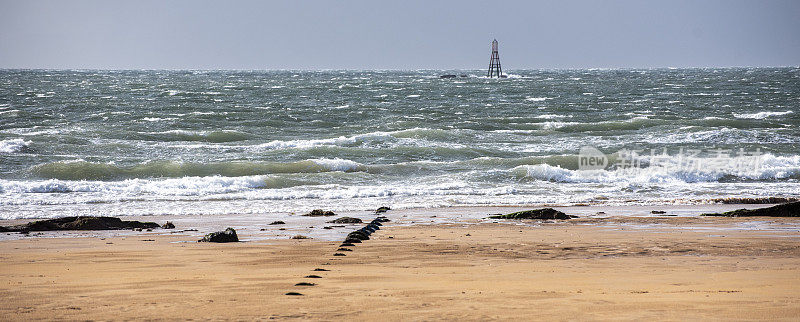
[
  {"left": 0, "top": 138, "right": 31, "bottom": 153},
  {"left": 733, "top": 111, "right": 793, "bottom": 119},
  {"left": 255, "top": 128, "right": 458, "bottom": 150},
  {"left": 30, "top": 158, "right": 366, "bottom": 180},
  {"left": 139, "top": 130, "right": 251, "bottom": 143},
  {"left": 513, "top": 154, "right": 800, "bottom": 183}
]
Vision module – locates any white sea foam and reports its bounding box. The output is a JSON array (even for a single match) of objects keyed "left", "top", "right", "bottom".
[
  {"left": 309, "top": 158, "right": 363, "bottom": 172},
  {"left": 253, "top": 128, "right": 446, "bottom": 151},
  {"left": 0, "top": 176, "right": 269, "bottom": 196},
  {"left": 733, "top": 111, "right": 793, "bottom": 119},
  {"left": 535, "top": 114, "right": 569, "bottom": 119},
  {"left": 514, "top": 154, "right": 800, "bottom": 184},
  {"left": 0, "top": 176, "right": 499, "bottom": 210},
  {"left": 0, "top": 109, "right": 20, "bottom": 116},
  {"left": 142, "top": 117, "right": 170, "bottom": 122},
  {"left": 525, "top": 97, "right": 551, "bottom": 102},
  {"left": 0, "top": 138, "right": 30, "bottom": 153},
  {"left": 256, "top": 133, "right": 385, "bottom": 150}
]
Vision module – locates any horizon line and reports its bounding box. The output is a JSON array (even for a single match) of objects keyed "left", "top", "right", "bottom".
[{"left": 1, "top": 65, "right": 798, "bottom": 72}]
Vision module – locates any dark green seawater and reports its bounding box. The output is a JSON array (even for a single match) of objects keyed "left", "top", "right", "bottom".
[{"left": 1, "top": 68, "right": 798, "bottom": 219}]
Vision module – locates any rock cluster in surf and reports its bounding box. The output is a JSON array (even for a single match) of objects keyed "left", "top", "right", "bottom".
[
  {"left": 702, "top": 201, "right": 800, "bottom": 217},
  {"left": 302, "top": 209, "right": 337, "bottom": 217},
  {"left": 488, "top": 208, "right": 577, "bottom": 220},
  {"left": 0, "top": 216, "right": 161, "bottom": 233}
]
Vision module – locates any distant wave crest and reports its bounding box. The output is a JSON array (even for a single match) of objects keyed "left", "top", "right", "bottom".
[{"left": 733, "top": 111, "right": 793, "bottom": 119}]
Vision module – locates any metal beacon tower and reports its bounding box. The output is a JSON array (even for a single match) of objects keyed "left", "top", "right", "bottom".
[{"left": 487, "top": 39, "right": 503, "bottom": 78}]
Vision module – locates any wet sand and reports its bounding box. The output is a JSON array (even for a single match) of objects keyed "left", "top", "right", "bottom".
[{"left": 1, "top": 214, "right": 799, "bottom": 320}]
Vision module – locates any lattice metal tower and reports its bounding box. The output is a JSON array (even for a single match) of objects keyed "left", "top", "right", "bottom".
[{"left": 487, "top": 39, "right": 502, "bottom": 78}]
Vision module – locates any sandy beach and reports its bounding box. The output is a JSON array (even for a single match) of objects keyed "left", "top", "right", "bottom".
[
  {"left": 2, "top": 207, "right": 799, "bottom": 320},
  {"left": 3, "top": 1, "right": 799, "bottom": 320}
]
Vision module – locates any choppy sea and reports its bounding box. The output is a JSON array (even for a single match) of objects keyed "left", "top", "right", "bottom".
[{"left": 1, "top": 68, "right": 798, "bottom": 220}]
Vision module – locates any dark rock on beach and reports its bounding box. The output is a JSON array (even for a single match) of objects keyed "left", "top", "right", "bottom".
[
  {"left": 0, "top": 216, "right": 160, "bottom": 232},
  {"left": 376, "top": 206, "right": 391, "bottom": 213},
  {"left": 488, "top": 208, "right": 576, "bottom": 220},
  {"left": 269, "top": 221, "right": 286, "bottom": 225},
  {"left": 347, "top": 231, "right": 370, "bottom": 240},
  {"left": 162, "top": 222, "right": 175, "bottom": 229},
  {"left": 702, "top": 201, "right": 800, "bottom": 217},
  {"left": 285, "top": 292, "right": 303, "bottom": 296},
  {"left": 198, "top": 227, "right": 239, "bottom": 243},
  {"left": 651, "top": 210, "right": 666, "bottom": 214},
  {"left": 302, "top": 209, "right": 336, "bottom": 217},
  {"left": 439, "top": 74, "right": 457, "bottom": 79},
  {"left": 327, "top": 217, "right": 363, "bottom": 224}
]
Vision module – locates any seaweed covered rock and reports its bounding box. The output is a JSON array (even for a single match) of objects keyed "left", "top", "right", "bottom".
[
  {"left": 702, "top": 202, "right": 800, "bottom": 217},
  {"left": 0, "top": 216, "right": 160, "bottom": 232},
  {"left": 162, "top": 222, "right": 175, "bottom": 229},
  {"left": 302, "top": 209, "right": 336, "bottom": 217},
  {"left": 488, "top": 208, "right": 576, "bottom": 220},
  {"left": 199, "top": 227, "right": 239, "bottom": 243},
  {"left": 376, "top": 206, "right": 391, "bottom": 213},
  {"left": 327, "top": 217, "right": 362, "bottom": 224}
]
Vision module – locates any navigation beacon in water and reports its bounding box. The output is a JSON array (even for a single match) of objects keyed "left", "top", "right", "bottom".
[
  {"left": 487, "top": 39, "right": 506, "bottom": 78},
  {"left": 439, "top": 39, "right": 507, "bottom": 78}
]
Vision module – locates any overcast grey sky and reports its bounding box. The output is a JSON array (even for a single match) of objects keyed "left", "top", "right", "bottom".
[{"left": 1, "top": 0, "right": 798, "bottom": 69}]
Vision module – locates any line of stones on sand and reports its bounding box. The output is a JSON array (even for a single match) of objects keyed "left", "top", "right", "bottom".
[{"left": 285, "top": 207, "right": 391, "bottom": 296}]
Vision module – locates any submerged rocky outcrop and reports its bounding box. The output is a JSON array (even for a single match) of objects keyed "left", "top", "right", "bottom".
[
  {"left": 198, "top": 227, "right": 239, "bottom": 243},
  {"left": 702, "top": 201, "right": 800, "bottom": 217},
  {"left": 488, "top": 208, "right": 577, "bottom": 220},
  {"left": 0, "top": 216, "right": 160, "bottom": 232},
  {"left": 302, "top": 209, "right": 336, "bottom": 217}
]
